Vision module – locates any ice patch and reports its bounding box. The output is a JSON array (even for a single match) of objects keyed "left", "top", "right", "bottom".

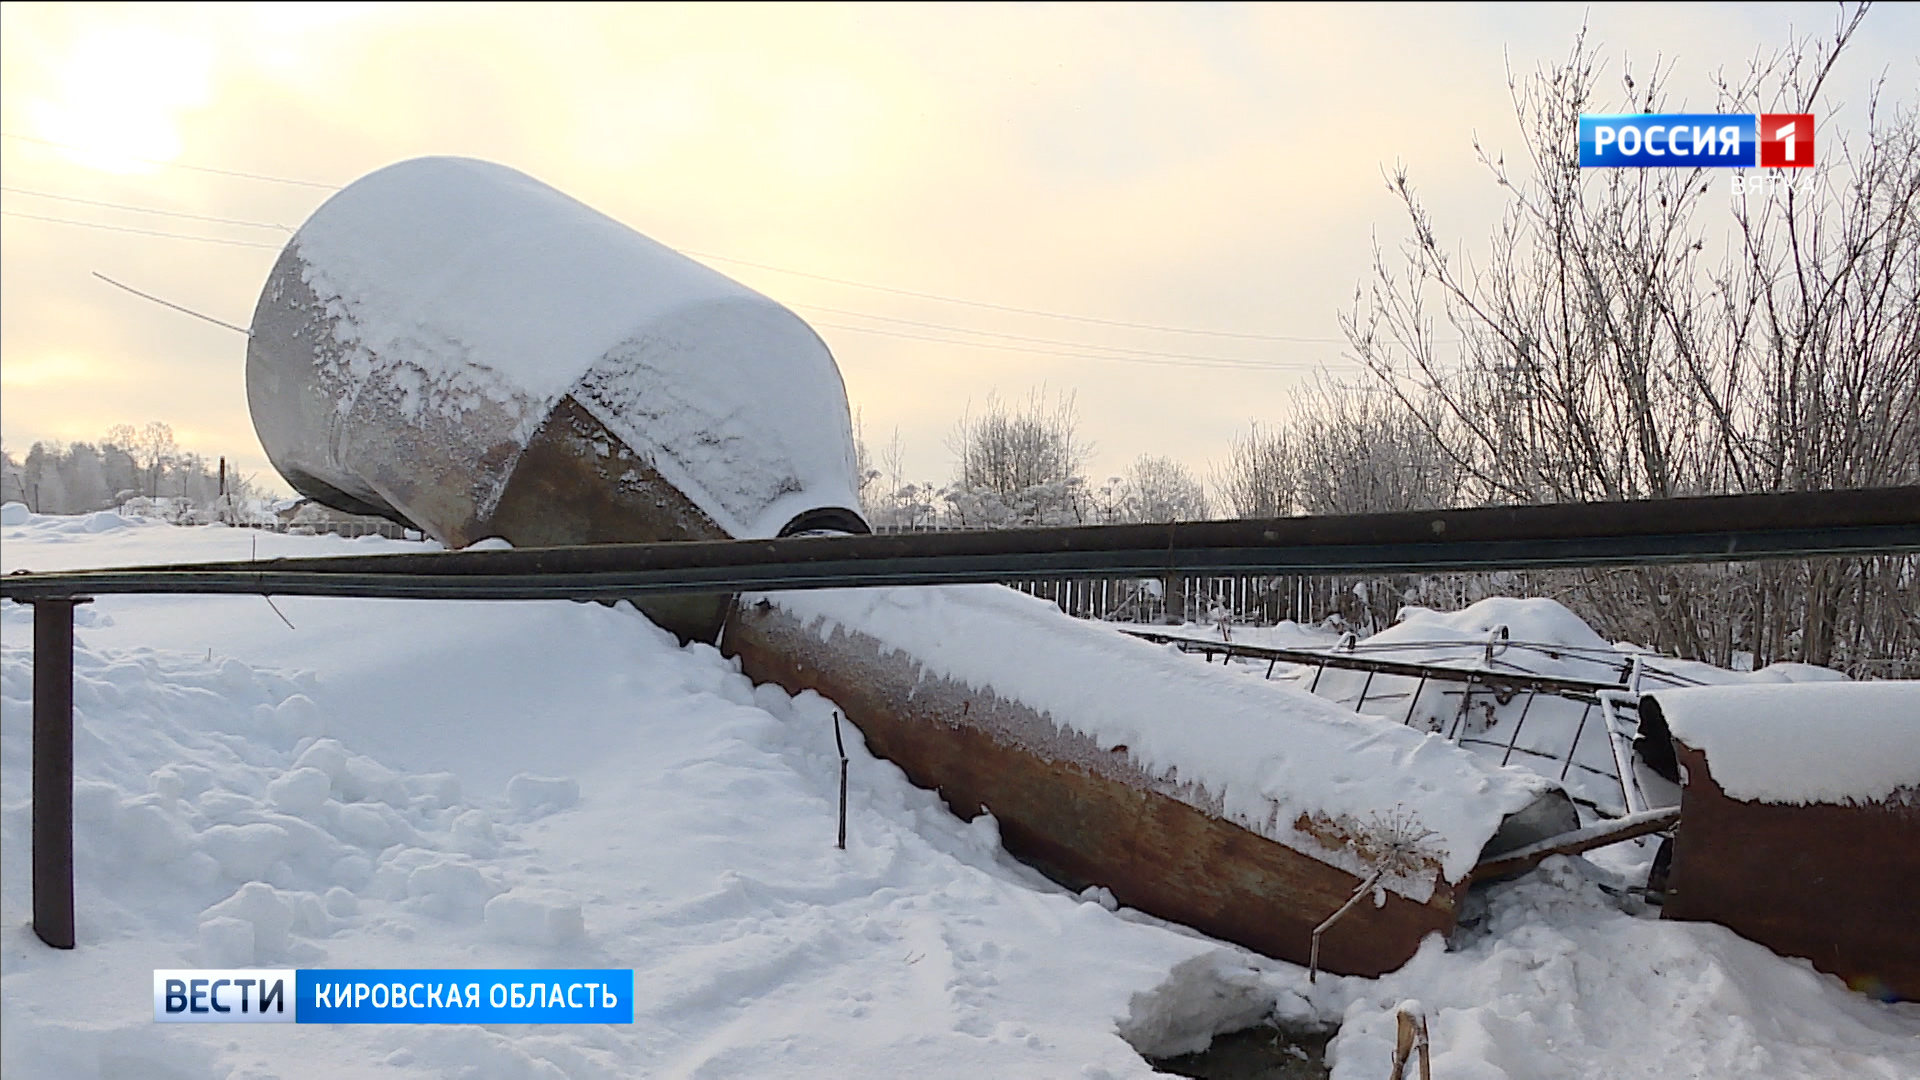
[{"left": 1119, "top": 951, "right": 1290, "bottom": 1059}]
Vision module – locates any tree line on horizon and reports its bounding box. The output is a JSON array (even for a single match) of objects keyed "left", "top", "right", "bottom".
[{"left": 1, "top": 421, "right": 263, "bottom": 521}]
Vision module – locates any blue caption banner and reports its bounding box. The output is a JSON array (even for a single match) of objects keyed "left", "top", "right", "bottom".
[
  {"left": 295, "top": 969, "right": 633, "bottom": 1024},
  {"left": 1580, "top": 114, "right": 1755, "bottom": 167}
]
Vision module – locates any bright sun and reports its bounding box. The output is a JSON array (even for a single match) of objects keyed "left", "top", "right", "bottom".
[{"left": 26, "top": 26, "right": 215, "bottom": 174}]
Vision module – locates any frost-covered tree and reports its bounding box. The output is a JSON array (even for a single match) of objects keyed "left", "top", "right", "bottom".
[
  {"left": 1213, "top": 422, "right": 1296, "bottom": 519},
  {"left": 135, "top": 421, "right": 179, "bottom": 498},
  {"left": 945, "top": 389, "right": 1092, "bottom": 527},
  {"left": 9, "top": 424, "right": 262, "bottom": 519},
  {"left": 1113, "top": 455, "right": 1209, "bottom": 523},
  {"left": 1214, "top": 377, "right": 1460, "bottom": 520}
]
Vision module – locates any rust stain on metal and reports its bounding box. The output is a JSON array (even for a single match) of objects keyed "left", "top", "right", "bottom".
[
  {"left": 723, "top": 598, "right": 1460, "bottom": 977},
  {"left": 1664, "top": 741, "right": 1920, "bottom": 1000},
  {"left": 480, "top": 396, "right": 734, "bottom": 642}
]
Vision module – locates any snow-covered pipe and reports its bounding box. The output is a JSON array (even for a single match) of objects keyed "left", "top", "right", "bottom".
[{"left": 726, "top": 584, "right": 1579, "bottom": 975}]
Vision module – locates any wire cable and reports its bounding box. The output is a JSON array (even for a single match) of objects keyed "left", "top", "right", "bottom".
[
  {"left": 0, "top": 209, "right": 283, "bottom": 249},
  {"left": 1, "top": 132, "right": 341, "bottom": 190},
  {"left": 2, "top": 185, "right": 293, "bottom": 231},
  {"left": 790, "top": 302, "right": 1346, "bottom": 360},
  {"left": 810, "top": 320, "right": 1338, "bottom": 372},
  {"left": 0, "top": 147, "right": 1380, "bottom": 353},
  {"left": 684, "top": 247, "right": 1345, "bottom": 342},
  {"left": 93, "top": 272, "right": 251, "bottom": 336}
]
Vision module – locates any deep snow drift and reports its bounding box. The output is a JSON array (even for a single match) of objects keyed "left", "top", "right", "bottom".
[{"left": 3, "top": 507, "right": 1915, "bottom": 1079}]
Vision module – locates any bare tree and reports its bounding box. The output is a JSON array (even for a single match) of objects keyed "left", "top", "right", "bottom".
[
  {"left": 1114, "top": 455, "right": 1210, "bottom": 522},
  {"left": 1213, "top": 422, "right": 1297, "bottom": 519},
  {"left": 1286, "top": 377, "right": 1465, "bottom": 515},
  {"left": 945, "top": 388, "right": 1092, "bottom": 526},
  {"left": 1336, "top": 7, "right": 1918, "bottom": 671},
  {"left": 1213, "top": 377, "right": 1462, "bottom": 519},
  {"left": 135, "top": 421, "right": 179, "bottom": 498}
]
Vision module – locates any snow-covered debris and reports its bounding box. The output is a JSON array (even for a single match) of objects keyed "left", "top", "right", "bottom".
[
  {"left": 1366, "top": 596, "right": 1629, "bottom": 682},
  {"left": 1366, "top": 596, "right": 1850, "bottom": 689},
  {"left": 1320, "top": 858, "right": 1920, "bottom": 1080},
  {"left": 755, "top": 585, "right": 1558, "bottom": 890},
  {"left": 1651, "top": 682, "right": 1920, "bottom": 805},
  {"left": 253, "top": 156, "right": 862, "bottom": 540}
]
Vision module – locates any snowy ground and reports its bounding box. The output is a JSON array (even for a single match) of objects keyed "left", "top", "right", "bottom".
[{"left": 4, "top": 508, "right": 1916, "bottom": 1079}]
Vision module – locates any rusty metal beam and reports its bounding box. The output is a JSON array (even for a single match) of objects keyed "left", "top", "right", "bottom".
[
  {"left": 3, "top": 486, "right": 1916, "bottom": 603},
  {"left": 1120, "top": 630, "right": 1634, "bottom": 698},
  {"left": 1469, "top": 806, "right": 1679, "bottom": 883},
  {"left": 31, "top": 597, "right": 85, "bottom": 949},
  {"left": 723, "top": 598, "right": 1466, "bottom": 977}
]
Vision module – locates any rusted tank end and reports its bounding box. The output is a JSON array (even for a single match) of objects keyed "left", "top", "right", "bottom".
[
  {"left": 1664, "top": 741, "right": 1920, "bottom": 1000},
  {"left": 723, "top": 596, "right": 1458, "bottom": 977},
  {"left": 479, "top": 395, "right": 734, "bottom": 642}
]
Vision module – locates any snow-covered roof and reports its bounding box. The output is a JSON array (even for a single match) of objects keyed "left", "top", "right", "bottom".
[{"left": 1653, "top": 682, "right": 1920, "bottom": 805}]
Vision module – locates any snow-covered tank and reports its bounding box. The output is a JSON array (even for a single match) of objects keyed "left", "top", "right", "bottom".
[{"left": 247, "top": 157, "right": 867, "bottom": 635}]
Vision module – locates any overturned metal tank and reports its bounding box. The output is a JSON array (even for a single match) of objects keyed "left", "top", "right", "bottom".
[{"left": 247, "top": 156, "right": 866, "bottom": 639}]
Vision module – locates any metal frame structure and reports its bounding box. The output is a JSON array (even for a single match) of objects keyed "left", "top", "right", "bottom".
[
  {"left": 5, "top": 486, "right": 1917, "bottom": 948},
  {"left": 1121, "top": 629, "right": 1652, "bottom": 809}
]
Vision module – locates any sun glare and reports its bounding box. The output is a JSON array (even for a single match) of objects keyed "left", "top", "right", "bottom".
[
  {"left": 25, "top": 26, "right": 215, "bottom": 175},
  {"left": 0, "top": 352, "right": 104, "bottom": 389}
]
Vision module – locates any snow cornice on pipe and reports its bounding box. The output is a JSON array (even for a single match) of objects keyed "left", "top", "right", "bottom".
[{"left": 3, "top": 486, "right": 1917, "bottom": 602}]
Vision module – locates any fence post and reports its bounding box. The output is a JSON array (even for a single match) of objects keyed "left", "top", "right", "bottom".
[{"left": 32, "top": 596, "right": 86, "bottom": 949}]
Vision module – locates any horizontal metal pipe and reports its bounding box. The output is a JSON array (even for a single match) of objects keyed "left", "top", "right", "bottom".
[{"left": 3, "top": 487, "right": 1916, "bottom": 603}]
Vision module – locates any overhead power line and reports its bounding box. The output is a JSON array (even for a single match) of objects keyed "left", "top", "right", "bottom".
[
  {"left": 1, "top": 151, "right": 1377, "bottom": 356},
  {"left": 0, "top": 132, "right": 341, "bottom": 190},
  {"left": 1, "top": 185, "right": 293, "bottom": 231},
  {"left": 790, "top": 302, "right": 1348, "bottom": 357},
  {"left": 6, "top": 201, "right": 1345, "bottom": 371},
  {"left": 0, "top": 209, "right": 283, "bottom": 250},
  {"left": 811, "top": 321, "right": 1336, "bottom": 373},
  {"left": 683, "top": 248, "right": 1341, "bottom": 342}
]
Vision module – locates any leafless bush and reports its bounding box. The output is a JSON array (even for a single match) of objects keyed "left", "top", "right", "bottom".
[
  {"left": 1332, "top": 6, "right": 1918, "bottom": 671},
  {"left": 945, "top": 388, "right": 1093, "bottom": 526},
  {"left": 1105, "top": 454, "right": 1210, "bottom": 523}
]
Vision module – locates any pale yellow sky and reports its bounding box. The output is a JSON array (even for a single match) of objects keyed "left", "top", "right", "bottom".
[{"left": 2, "top": 2, "right": 1913, "bottom": 495}]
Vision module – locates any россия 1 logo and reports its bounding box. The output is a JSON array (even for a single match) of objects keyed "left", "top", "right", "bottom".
[{"left": 1579, "top": 114, "right": 1813, "bottom": 168}]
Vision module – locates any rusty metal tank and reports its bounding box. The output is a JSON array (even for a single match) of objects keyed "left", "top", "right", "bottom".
[{"left": 246, "top": 156, "right": 867, "bottom": 638}]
